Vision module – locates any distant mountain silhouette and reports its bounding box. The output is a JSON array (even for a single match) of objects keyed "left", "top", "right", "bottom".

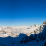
[{"left": 44, "top": 42, "right": 46, "bottom": 46}]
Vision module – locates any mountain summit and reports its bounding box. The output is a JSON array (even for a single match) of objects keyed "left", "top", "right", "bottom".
[{"left": 43, "top": 21, "right": 46, "bottom": 24}]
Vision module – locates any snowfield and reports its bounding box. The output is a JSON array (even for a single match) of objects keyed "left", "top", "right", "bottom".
[
  {"left": 0, "top": 24, "right": 46, "bottom": 46},
  {"left": 0, "top": 25, "right": 40, "bottom": 37}
]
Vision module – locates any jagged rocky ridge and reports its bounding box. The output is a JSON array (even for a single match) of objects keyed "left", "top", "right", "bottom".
[{"left": 20, "top": 24, "right": 46, "bottom": 44}]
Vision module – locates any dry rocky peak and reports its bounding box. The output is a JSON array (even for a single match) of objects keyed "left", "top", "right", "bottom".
[{"left": 43, "top": 21, "right": 46, "bottom": 24}]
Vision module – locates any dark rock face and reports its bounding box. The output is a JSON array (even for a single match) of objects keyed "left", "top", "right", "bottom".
[
  {"left": 20, "top": 25, "right": 46, "bottom": 44},
  {"left": 20, "top": 34, "right": 38, "bottom": 44},
  {"left": 20, "top": 36, "right": 29, "bottom": 44},
  {"left": 44, "top": 42, "right": 46, "bottom": 46}
]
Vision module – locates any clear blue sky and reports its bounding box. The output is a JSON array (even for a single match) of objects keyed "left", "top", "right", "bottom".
[{"left": 0, "top": 0, "right": 46, "bottom": 26}]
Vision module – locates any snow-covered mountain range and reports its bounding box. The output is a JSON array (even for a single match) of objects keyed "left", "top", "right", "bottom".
[
  {"left": 0, "top": 25, "right": 40, "bottom": 37},
  {"left": 0, "top": 23, "right": 46, "bottom": 46}
]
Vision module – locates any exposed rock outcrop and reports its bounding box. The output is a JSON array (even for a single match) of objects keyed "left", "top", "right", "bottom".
[
  {"left": 43, "top": 21, "right": 46, "bottom": 24},
  {"left": 20, "top": 22, "right": 46, "bottom": 44}
]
